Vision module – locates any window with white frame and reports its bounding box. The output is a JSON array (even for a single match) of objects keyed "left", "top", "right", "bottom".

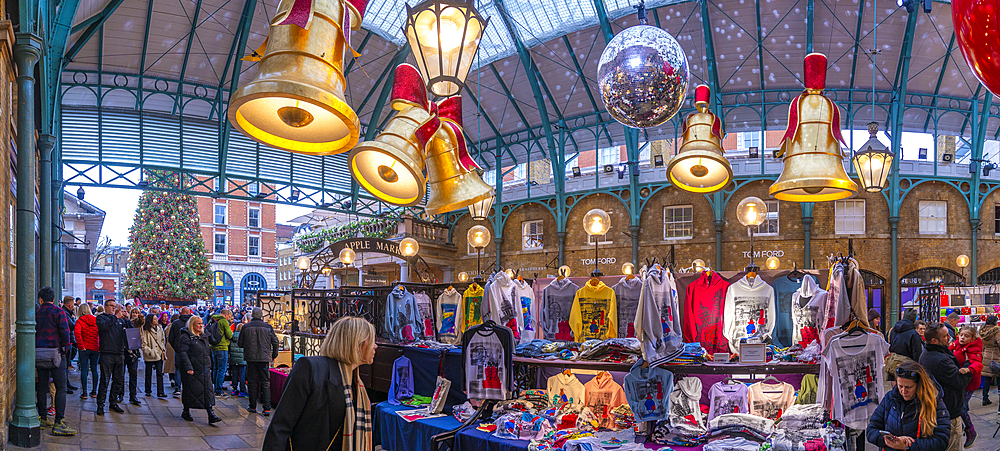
[
  {"left": 247, "top": 181, "right": 259, "bottom": 196},
  {"left": 522, "top": 220, "right": 543, "bottom": 250},
  {"left": 588, "top": 216, "right": 612, "bottom": 244},
  {"left": 663, "top": 205, "right": 693, "bottom": 239},
  {"left": 248, "top": 207, "right": 260, "bottom": 228},
  {"left": 835, "top": 200, "right": 866, "bottom": 234},
  {"left": 919, "top": 201, "right": 947, "bottom": 235},
  {"left": 248, "top": 236, "right": 260, "bottom": 257},
  {"left": 740, "top": 131, "right": 761, "bottom": 150},
  {"left": 752, "top": 201, "right": 779, "bottom": 236},
  {"left": 483, "top": 170, "right": 497, "bottom": 187},
  {"left": 598, "top": 146, "right": 620, "bottom": 168},
  {"left": 214, "top": 233, "right": 226, "bottom": 254},
  {"left": 509, "top": 164, "right": 526, "bottom": 183},
  {"left": 639, "top": 142, "right": 651, "bottom": 164},
  {"left": 212, "top": 177, "right": 220, "bottom": 192},
  {"left": 214, "top": 204, "right": 226, "bottom": 225}
]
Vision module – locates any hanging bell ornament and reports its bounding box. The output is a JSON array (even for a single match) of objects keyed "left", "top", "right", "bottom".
[
  {"left": 666, "top": 85, "right": 732, "bottom": 193},
  {"left": 770, "top": 53, "right": 857, "bottom": 202},
  {"left": 227, "top": 0, "right": 367, "bottom": 156},
  {"left": 418, "top": 97, "right": 494, "bottom": 215}
]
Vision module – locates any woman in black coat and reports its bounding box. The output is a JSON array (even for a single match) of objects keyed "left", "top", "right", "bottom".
[
  {"left": 867, "top": 361, "right": 950, "bottom": 451},
  {"left": 175, "top": 316, "right": 221, "bottom": 424}
]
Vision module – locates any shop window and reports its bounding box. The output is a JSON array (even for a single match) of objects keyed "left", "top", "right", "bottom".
[
  {"left": 214, "top": 233, "right": 226, "bottom": 254},
  {"left": 663, "top": 205, "right": 693, "bottom": 239},
  {"left": 248, "top": 207, "right": 260, "bottom": 228},
  {"left": 522, "top": 220, "right": 543, "bottom": 250},
  {"left": 249, "top": 236, "right": 260, "bottom": 257},
  {"left": 995, "top": 204, "right": 1000, "bottom": 235},
  {"left": 919, "top": 201, "right": 947, "bottom": 235},
  {"left": 835, "top": 200, "right": 866, "bottom": 235},
  {"left": 741, "top": 131, "right": 761, "bottom": 150},
  {"left": 752, "top": 201, "right": 779, "bottom": 236},
  {"left": 589, "top": 217, "right": 612, "bottom": 244},
  {"left": 214, "top": 204, "right": 226, "bottom": 225}
]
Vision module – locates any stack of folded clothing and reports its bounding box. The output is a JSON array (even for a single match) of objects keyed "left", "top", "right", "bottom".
[
  {"left": 665, "top": 342, "right": 708, "bottom": 365},
  {"left": 517, "top": 339, "right": 555, "bottom": 357},
  {"left": 409, "top": 339, "right": 459, "bottom": 349},
  {"left": 609, "top": 404, "right": 635, "bottom": 431},
  {"left": 577, "top": 338, "right": 642, "bottom": 362},
  {"left": 494, "top": 399, "right": 541, "bottom": 416},
  {"left": 521, "top": 389, "right": 549, "bottom": 409},
  {"left": 774, "top": 404, "right": 826, "bottom": 445},
  {"left": 703, "top": 437, "right": 765, "bottom": 451},
  {"left": 703, "top": 413, "right": 774, "bottom": 447}
]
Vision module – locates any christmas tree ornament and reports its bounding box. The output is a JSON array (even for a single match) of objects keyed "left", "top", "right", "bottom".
[
  {"left": 770, "top": 53, "right": 857, "bottom": 202},
  {"left": 667, "top": 84, "right": 732, "bottom": 193},
  {"left": 597, "top": 8, "right": 688, "bottom": 129},
  {"left": 952, "top": 0, "right": 1000, "bottom": 96}
]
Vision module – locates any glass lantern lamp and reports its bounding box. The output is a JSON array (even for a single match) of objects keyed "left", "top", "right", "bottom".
[
  {"left": 296, "top": 256, "right": 311, "bottom": 271},
  {"left": 692, "top": 259, "right": 706, "bottom": 272},
  {"left": 400, "top": 237, "right": 420, "bottom": 257},
  {"left": 468, "top": 194, "right": 494, "bottom": 221},
  {"left": 736, "top": 197, "right": 767, "bottom": 272},
  {"left": 583, "top": 209, "right": 611, "bottom": 276},
  {"left": 339, "top": 247, "right": 355, "bottom": 266},
  {"left": 766, "top": 256, "right": 780, "bottom": 270},
  {"left": 404, "top": 0, "right": 488, "bottom": 97},
  {"left": 852, "top": 122, "right": 894, "bottom": 192},
  {"left": 558, "top": 265, "right": 571, "bottom": 278},
  {"left": 622, "top": 262, "right": 635, "bottom": 276}
]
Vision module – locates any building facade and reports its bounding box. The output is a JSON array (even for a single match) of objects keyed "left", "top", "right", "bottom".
[{"left": 61, "top": 190, "right": 106, "bottom": 300}]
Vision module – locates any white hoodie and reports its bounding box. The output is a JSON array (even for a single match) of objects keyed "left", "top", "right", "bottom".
[
  {"left": 723, "top": 275, "right": 776, "bottom": 353},
  {"left": 793, "top": 276, "right": 827, "bottom": 346},
  {"left": 669, "top": 377, "right": 706, "bottom": 435},
  {"left": 488, "top": 271, "right": 525, "bottom": 342}
]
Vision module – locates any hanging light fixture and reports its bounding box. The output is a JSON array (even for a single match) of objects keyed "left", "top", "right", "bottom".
[
  {"left": 852, "top": 122, "right": 894, "bottom": 192},
  {"left": 766, "top": 256, "right": 780, "bottom": 270},
  {"left": 404, "top": 0, "right": 488, "bottom": 97},
  {"left": 468, "top": 225, "right": 491, "bottom": 282},
  {"left": 457, "top": 271, "right": 469, "bottom": 282},
  {"left": 468, "top": 194, "right": 495, "bottom": 221},
  {"left": 957, "top": 254, "right": 970, "bottom": 268},
  {"left": 400, "top": 237, "right": 420, "bottom": 257},
  {"left": 737, "top": 197, "right": 767, "bottom": 271},
  {"left": 76, "top": 186, "right": 86, "bottom": 200},
  {"left": 667, "top": 85, "right": 732, "bottom": 193},
  {"left": 622, "top": 262, "right": 635, "bottom": 276}
]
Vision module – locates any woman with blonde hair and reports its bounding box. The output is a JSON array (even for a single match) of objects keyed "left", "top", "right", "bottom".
[
  {"left": 264, "top": 316, "right": 377, "bottom": 450},
  {"left": 867, "top": 360, "right": 950, "bottom": 450},
  {"left": 175, "top": 315, "right": 220, "bottom": 424}
]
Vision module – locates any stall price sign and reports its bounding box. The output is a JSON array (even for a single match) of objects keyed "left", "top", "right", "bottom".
[{"left": 739, "top": 343, "right": 767, "bottom": 363}]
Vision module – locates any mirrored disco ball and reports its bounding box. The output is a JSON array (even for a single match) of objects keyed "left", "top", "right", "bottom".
[{"left": 597, "top": 25, "right": 689, "bottom": 129}]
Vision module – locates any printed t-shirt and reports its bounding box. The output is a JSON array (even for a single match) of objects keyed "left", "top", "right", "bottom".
[
  {"left": 707, "top": 381, "right": 749, "bottom": 421},
  {"left": 747, "top": 381, "right": 795, "bottom": 420}
]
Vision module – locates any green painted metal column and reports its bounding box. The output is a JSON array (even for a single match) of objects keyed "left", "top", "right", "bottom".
[
  {"left": 714, "top": 218, "right": 724, "bottom": 270},
  {"left": 889, "top": 216, "right": 899, "bottom": 324},
  {"left": 51, "top": 109, "right": 64, "bottom": 296},
  {"left": 9, "top": 32, "right": 42, "bottom": 448},
  {"left": 971, "top": 219, "right": 979, "bottom": 285},
  {"left": 39, "top": 134, "right": 55, "bottom": 290}
]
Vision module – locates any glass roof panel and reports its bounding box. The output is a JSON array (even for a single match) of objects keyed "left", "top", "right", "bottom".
[
  {"left": 604, "top": 0, "right": 689, "bottom": 21},
  {"left": 500, "top": 0, "right": 598, "bottom": 48}
]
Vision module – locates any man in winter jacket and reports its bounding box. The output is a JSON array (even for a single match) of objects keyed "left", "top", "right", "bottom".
[
  {"left": 919, "top": 323, "right": 972, "bottom": 451},
  {"left": 888, "top": 310, "right": 924, "bottom": 379},
  {"left": 61, "top": 295, "right": 79, "bottom": 393},
  {"left": 36, "top": 287, "right": 76, "bottom": 435},
  {"left": 168, "top": 307, "right": 194, "bottom": 397},
  {"left": 209, "top": 309, "right": 235, "bottom": 396},
  {"left": 95, "top": 300, "right": 127, "bottom": 415},
  {"left": 238, "top": 308, "right": 280, "bottom": 415}
]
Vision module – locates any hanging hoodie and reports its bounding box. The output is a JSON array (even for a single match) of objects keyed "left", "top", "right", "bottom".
[
  {"left": 771, "top": 274, "right": 816, "bottom": 348},
  {"left": 413, "top": 291, "right": 435, "bottom": 340},
  {"left": 384, "top": 285, "right": 419, "bottom": 343},
  {"left": 462, "top": 284, "right": 485, "bottom": 334},
  {"left": 723, "top": 275, "right": 776, "bottom": 354},
  {"left": 488, "top": 271, "right": 524, "bottom": 342},
  {"left": 669, "top": 377, "right": 706, "bottom": 436},
  {"left": 540, "top": 278, "right": 579, "bottom": 341},
  {"left": 684, "top": 271, "right": 731, "bottom": 354},
  {"left": 623, "top": 359, "right": 674, "bottom": 422},
  {"left": 436, "top": 287, "right": 464, "bottom": 345},
  {"left": 583, "top": 371, "right": 628, "bottom": 429},
  {"left": 569, "top": 280, "right": 618, "bottom": 342},
  {"left": 794, "top": 276, "right": 827, "bottom": 346},
  {"left": 635, "top": 266, "right": 684, "bottom": 366},
  {"left": 547, "top": 372, "right": 586, "bottom": 410},
  {"left": 512, "top": 278, "right": 537, "bottom": 338},
  {"left": 613, "top": 276, "right": 643, "bottom": 338},
  {"left": 707, "top": 381, "right": 749, "bottom": 421}
]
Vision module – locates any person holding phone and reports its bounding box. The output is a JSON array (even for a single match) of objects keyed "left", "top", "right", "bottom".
[{"left": 867, "top": 361, "right": 951, "bottom": 451}]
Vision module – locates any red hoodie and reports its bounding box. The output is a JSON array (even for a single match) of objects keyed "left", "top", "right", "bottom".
[
  {"left": 950, "top": 336, "right": 983, "bottom": 392},
  {"left": 74, "top": 314, "right": 100, "bottom": 351},
  {"left": 684, "top": 271, "right": 731, "bottom": 355}
]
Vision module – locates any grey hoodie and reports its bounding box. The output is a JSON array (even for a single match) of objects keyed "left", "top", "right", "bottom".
[
  {"left": 669, "top": 377, "right": 706, "bottom": 435},
  {"left": 385, "top": 285, "right": 419, "bottom": 343},
  {"left": 540, "top": 278, "right": 579, "bottom": 341},
  {"left": 635, "top": 266, "right": 684, "bottom": 366},
  {"left": 613, "top": 276, "right": 643, "bottom": 338}
]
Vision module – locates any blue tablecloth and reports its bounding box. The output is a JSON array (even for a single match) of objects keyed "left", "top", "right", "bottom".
[
  {"left": 376, "top": 402, "right": 462, "bottom": 451},
  {"left": 455, "top": 426, "right": 530, "bottom": 451},
  {"left": 399, "top": 346, "right": 467, "bottom": 409}
]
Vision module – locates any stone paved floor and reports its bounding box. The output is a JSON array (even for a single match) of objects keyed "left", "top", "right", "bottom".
[{"left": 11, "top": 361, "right": 270, "bottom": 451}]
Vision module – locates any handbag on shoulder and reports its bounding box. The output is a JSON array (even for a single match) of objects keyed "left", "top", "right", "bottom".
[{"left": 36, "top": 348, "right": 61, "bottom": 370}]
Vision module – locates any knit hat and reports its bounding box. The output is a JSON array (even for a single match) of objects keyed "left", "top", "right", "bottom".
[
  {"left": 867, "top": 309, "right": 880, "bottom": 322},
  {"left": 902, "top": 308, "right": 917, "bottom": 322}
]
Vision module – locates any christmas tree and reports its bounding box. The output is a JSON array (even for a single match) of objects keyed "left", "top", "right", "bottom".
[{"left": 123, "top": 172, "right": 214, "bottom": 303}]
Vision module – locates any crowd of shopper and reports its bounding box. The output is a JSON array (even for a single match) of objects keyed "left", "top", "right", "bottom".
[{"left": 34, "top": 289, "right": 280, "bottom": 436}]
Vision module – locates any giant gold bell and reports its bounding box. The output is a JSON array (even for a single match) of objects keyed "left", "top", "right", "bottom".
[
  {"left": 348, "top": 104, "right": 431, "bottom": 207},
  {"left": 423, "top": 120, "right": 493, "bottom": 215},
  {"left": 770, "top": 53, "right": 857, "bottom": 202},
  {"left": 228, "top": 0, "right": 361, "bottom": 156},
  {"left": 667, "top": 84, "right": 732, "bottom": 193}
]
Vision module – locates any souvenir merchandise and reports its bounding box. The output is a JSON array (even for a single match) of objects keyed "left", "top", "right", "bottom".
[
  {"left": 514, "top": 277, "right": 538, "bottom": 338},
  {"left": 547, "top": 372, "right": 586, "bottom": 410},
  {"left": 613, "top": 276, "right": 643, "bottom": 338},
  {"left": 387, "top": 355, "right": 414, "bottom": 405},
  {"left": 708, "top": 413, "right": 775, "bottom": 434},
  {"left": 707, "top": 380, "right": 749, "bottom": 421},
  {"left": 583, "top": 371, "right": 628, "bottom": 429},
  {"left": 569, "top": 280, "right": 618, "bottom": 341},
  {"left": 395, "top": 408, "right": 447, "bottom": 422},
  {"left": 634, "top": 265, "right": 684, "bottom": 366},
  {"left": 521, "top": 389, "right": 550, "bottom": 409},
  {"left": 723, "top": 275, "right": 776, "bottom": 354},
  {"left": 463, "top": 283, "right": 486, "bottom": 333},
  {"left": 817, "top": 330, "right": 888, "bottom": 429},
  {"left": 623, "top": 359, "right": 674, "bottom": 422},
  {"left": 793, "top": 277, "right": 826, "bottom": 346},
  {"left": 462, "top": 320, "right": 515, "bottom": 400},
  {"left": 429, "top": 376, "right": 451, "bottom": 413},
  {"left": 540, "top": 278, "right": 580, "bottom": 341},
  {"left": 608, "top": 404, "right": 636, "bottom": 431},
  {"left": 495, "top": 411, "right": 554, "bottom": 440},
  {"left": 453, "top": 401, "right": 477, "bottom": 422},
  {"left": 413, "top": 291, "right": 435, "bottom": 340},
  {"left": 684, "top": 270, "right": 731, "bottom": 354},
  {"left": 489, "top": 271, "right": 525, "bottom": 341},
  {"left": 772, "top": 274, "right": 816, "bottom": 348},
  {"left": 576, "top": 337, "right": 642, "bottom": 363},
  {"left": 669, "top": 377, "right": 706, "bottom": 436},
  {"left": 702, "top": 437, "right": 764, "bottom": 451},
  {"left": 796, "top": 374, "right": 818, "bottom": 404},
  {"left": 436, "top": 286, "right": 464, "bottom": 344},
  {"left": 384, "top": 285, "right": 420, "bottom": 343},
  {"left": 747, "top": 380, "right": 795, "bottom": 420}
]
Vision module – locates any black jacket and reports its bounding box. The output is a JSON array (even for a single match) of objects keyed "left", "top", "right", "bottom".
[
  {"left": 167, "top": 314, "right": 192, "bottom": 350},
  {"left": 264, "top": 356, "right": 348, "bottom": 450},
  {"left": 96, "top": 313, "right": 125, "bottom": 354},
  {"left": 866, "top": 386, "right": 950, "bottom": 451},
  {"left": 918, "top": 343, "right": 972, "bottom": 419},
  {"left": 889, "top": 318, "right": 924, "bottom": 361},
  {"left": 237, "top": 319, "right": 280, "bottom": 363},
  {"left": 175, "top": 327, "right": 216, "bottom": 410}
]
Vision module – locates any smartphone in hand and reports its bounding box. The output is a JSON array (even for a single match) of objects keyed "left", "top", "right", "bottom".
[{"left": 879, "top": 430, "right": 896, "bottom": 441}]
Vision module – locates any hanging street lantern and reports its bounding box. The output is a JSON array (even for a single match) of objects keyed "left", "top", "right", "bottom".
[
  {"left": 400, "top": 237, "right": 420, "bottom": 257},
  {"left": 468, "top": 194, "right": 495, "bottom": 221},
  {"left": 227, "top": 0, "right": 366, "bottom": 156},
  {"left": 404, "top": 0, "right": 488, "bottom": 97},
  {"left": 852, "top": 122, "right": 894, "bottom": 193},
  {"left": 667, "top": 85, "right": 732, "bottom": 193}
]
